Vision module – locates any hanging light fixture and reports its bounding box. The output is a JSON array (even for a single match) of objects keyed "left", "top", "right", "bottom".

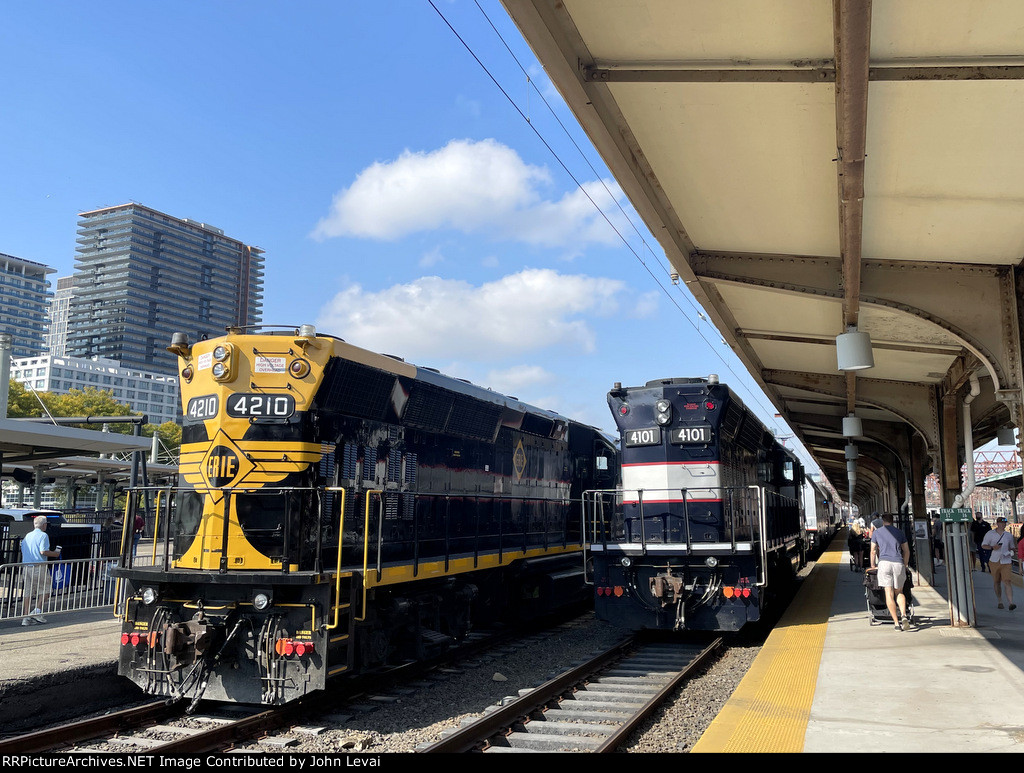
[
  {"left": 836, "top": 326, "right": 875, "bottom": 371},
  {"left": 843, "top": 414, "right": 863, "bottom": 437},
  {"left": 845, "top": 443, "right": 859, "bottom": 460},
  {"left": 997, "top": 427, "right": 1016, "bottom": 446}
]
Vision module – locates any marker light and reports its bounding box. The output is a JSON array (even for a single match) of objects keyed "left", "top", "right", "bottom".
[
  {"left": 141, "top": 587, "right": 157, "bottom": 605},
  {"left": 253, "top": 592, "right": 271, "bottom": 611},
  {"left": 289, "top": 359, "right": 311, "bottom": 378}
]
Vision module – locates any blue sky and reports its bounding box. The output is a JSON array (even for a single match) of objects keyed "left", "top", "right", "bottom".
[{"left": 0, "top": 1, "right": 818, "bottom": 469}]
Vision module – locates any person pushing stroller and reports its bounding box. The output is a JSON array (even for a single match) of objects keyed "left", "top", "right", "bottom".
[{"left": 870, "top": 513, "right": 912, "bottom": 632}]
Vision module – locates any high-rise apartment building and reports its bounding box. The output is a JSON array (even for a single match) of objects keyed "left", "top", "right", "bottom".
[
  {"left": 45, "top": 275, "right": 75, "bottom": 356},
  {"left": 67, "top": 203, "right": 265, "bottom": 375},
  {"left": 0, "top": 252, "right": 54, "bottom": 358}
]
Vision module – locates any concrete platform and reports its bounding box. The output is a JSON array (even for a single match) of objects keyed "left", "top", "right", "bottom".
[
  {"left": 696, "top": 533, "right": 1024, "bottom": 753},
  {"left": 0, "top": 607, "right": 127, "bottom": 728}
]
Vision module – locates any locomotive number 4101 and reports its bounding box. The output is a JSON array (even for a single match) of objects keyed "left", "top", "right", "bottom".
[{"left": 625, "top": 425, "right": 713, "bottom": 447}]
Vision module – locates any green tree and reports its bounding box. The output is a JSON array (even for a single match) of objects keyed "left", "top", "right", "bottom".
[
  {"left": 7, "top": 384, "right": 181, "bottom": 455},
  {"left": 6, "top": 379, "right": 42, "bottom": 417}
]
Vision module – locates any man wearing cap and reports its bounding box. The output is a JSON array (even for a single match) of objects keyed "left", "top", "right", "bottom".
[{"left": 981, "top": 517, "right": 1017, "bottom": 611}]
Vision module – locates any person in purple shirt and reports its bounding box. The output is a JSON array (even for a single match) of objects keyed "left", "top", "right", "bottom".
[{"left": 870, "top": 513, "right": 911, "bottom": 631}]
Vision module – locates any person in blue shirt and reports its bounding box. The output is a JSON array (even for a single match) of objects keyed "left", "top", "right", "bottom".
[
  {"left": 870, "top": 513, "right": 911, "bottom": 631},
  {"left": 20, "top": 515, "right": 62, "bottom": 626}
]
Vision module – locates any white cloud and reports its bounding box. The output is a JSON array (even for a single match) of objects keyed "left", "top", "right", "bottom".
[
  {"left": 310, "top": 138, "right": 627, "bottom": 248},
  {"left": 484, "top": 364, "right": 555, "bottom": 396},
  {"left": 418, "top": 246, "right": 444, "bottom": 268},
  {"left": 316, "top": 268, "right": 624, "bottom": 362}
]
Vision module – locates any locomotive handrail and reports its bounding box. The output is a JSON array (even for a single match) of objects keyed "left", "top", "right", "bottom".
[
  {"left": 113, "top": 495, "right": 133, "bottom": 619},
  {"left": 751, "top": 484, "right": 768, "bottom": 587},
  {"left": 637, "top": 490, "right": 647, "bottom": 552},
  {"left": 326, "top": 486, "right": 347, "bottom": 632},
  {"left": 357, "top": 490, "right": 382, "bottom": 623}
]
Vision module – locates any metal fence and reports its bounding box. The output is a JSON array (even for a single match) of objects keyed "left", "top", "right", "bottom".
[{"left": 0, "top": 547, "right": 159, "bottom": 622}]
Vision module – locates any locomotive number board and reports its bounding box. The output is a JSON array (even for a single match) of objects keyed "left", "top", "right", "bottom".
[
  {"left": 624, "top": 427, "right": 661, "bottom": 447},
  {"left": 226, "top": 393, "right": 296, "bottom": 419},
  {"left": 669, "top": 425, "right": 713, "bottom": 444}
]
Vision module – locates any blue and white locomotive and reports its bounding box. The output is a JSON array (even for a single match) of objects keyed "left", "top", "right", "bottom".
[{"left": 585, "top": 375, "right": 806, "bottom": 631}]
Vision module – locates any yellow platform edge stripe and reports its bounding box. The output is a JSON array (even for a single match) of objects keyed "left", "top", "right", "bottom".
[{"left": 691, "top": 533, "right": 844, "bottom": 753}]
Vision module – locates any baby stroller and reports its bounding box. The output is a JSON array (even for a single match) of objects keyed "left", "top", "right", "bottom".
[{"left": 864, "top": 567, "right": 916, "bottom": 625}]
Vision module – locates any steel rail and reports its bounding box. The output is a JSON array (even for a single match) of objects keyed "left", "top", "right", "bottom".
[
  {"left": 0, "top": 699, "right": 181, "bottom": 754},
  {"left": 594, "top": 636, "right": 723, "bottom": 752}
]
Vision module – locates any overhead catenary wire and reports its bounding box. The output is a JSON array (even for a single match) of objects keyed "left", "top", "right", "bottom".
[{"left": 431, "top": 2, "right": 813, "bottom": 462}]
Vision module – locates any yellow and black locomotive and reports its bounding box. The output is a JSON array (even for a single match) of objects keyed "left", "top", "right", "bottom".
[{"left": 114, "top": 325, "right": 617, "bottom": 705}]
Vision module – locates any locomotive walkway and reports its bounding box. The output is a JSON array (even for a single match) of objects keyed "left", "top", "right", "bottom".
[{"left": 4, "top": 530, "right": 1024, "bottom": 752}]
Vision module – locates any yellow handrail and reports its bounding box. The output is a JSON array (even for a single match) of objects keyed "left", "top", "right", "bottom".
[
  {"left": 327, "top": 487, "right": 347, "bottom": 631},
  {"left": 357, "top": 491, "right": 382, "bottom": 622},
  {"left": 113, "top": 496, "right": 132, "bottom": 619},
  {"left": 150, "top": 489, "right": 163, "bottom": 564}
]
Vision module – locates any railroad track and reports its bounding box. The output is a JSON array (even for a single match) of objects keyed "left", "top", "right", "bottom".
[
  {"left": 0, "top": 611, "right": 597, "bottom": 754},
  {"left": 420, "top": 636, "right": 723, "bottom": 753}
]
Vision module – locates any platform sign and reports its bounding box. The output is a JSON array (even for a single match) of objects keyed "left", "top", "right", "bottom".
[{"left": 940, "top": 507, "right": 972, "bottom": 523}]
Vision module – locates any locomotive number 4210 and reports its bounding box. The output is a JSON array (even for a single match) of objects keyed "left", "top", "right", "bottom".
[{"left": 226, "top": 393, "right": 296, "bottom": 418}]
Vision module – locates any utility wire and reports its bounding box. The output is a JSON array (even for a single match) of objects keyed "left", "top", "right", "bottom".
[{"left": 431, "top": 1, "right": 815, "bottom": 465}]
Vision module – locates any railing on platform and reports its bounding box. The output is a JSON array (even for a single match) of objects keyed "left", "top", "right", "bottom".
[{"left": 0, "top": 550, "right": 158, "bottom": 622}]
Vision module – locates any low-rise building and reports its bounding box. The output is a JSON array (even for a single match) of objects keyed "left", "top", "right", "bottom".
[{"left": 10, "top": 354, "right": 179, "bottom": 425}]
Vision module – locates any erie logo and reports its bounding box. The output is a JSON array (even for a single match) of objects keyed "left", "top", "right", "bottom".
[{"left": 200, "top": 431, "right": 256, "bottom": 500}]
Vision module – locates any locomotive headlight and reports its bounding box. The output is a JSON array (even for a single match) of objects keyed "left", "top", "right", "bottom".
[
  {"left": 654, "top": 399, "right": 673, "bottom": 426},
  {"left": 705, "top": 556, "right": 719, "bottom": 568},
  {"left": 141, "top": 587, "right": 157, "bottom": 605},
  {"left": 210, "top": 343, "right": 237, "bottom": 382},
  {"left": 253, "top": 592, "right": 272, "bottom": 611},
  {"left": 621, "top": 556, "right": 632, "bottom": 568}
]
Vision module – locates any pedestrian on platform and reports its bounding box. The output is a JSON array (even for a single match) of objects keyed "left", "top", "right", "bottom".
[
  {"left": 20, "top": 515, "right": 62, "bottom": 626},
  {"left": 132, "top": 513, "right": 145, "bottom": 558},
  {"left": 981, "top": 517, "right": 1016, "bottom": 611},
  {"left": 970, "top": 512, "right": 992, "bottom": 572},
  {"left": 931, "top": 512, "right": 944, "bottom": 567},
  {"left": 848, "top": 518, "right": 866, "bottom": 571},
  {"left": 870, "top": 513, "right": 912, "bottom": 631}
]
